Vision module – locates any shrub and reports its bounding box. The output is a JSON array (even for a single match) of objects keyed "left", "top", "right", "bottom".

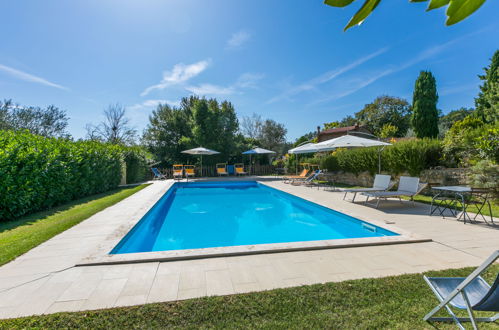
[
  {"left": 468, "top": 160, "right": 499, "bottom": 199},
  {"left": 0, "top": 130, "right": 124, "bottom": 220},
  {"left": 320, "top": 138, "right": 443, "bottom": 176},
  {"left": 441, "top": 116, "right": 497, "bottom": 166},
  {"left": 123, "top": 146, "right": 151, "bottom": 184}
]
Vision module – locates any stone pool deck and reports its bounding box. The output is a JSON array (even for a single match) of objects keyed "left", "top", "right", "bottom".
[{"left": 0, "top": 178, "right": 497, "bottom": 319}]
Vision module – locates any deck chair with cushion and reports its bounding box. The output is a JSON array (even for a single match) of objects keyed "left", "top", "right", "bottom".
[
  {"left": 343, "top": 174, "right": 393, "bottom": 202},
  {"left": 290, "top": 170, "right": 322, "bottom": 186},
  {"left": 283, "top": 168, "right": 310, "bottom": 183},
  {"left": 172, "top": 165, "right": 183, "bottom": 180},
  {"left": 152, "top": 167, "right": 167, "bottom": 180},
  {"left": 423, "top": 249, "right": 499, "bottom": 329},
  {"left": 216, "top": 163, "right": 229, "bottom": 176},
  {"left": 184, "top": 165, "right": 195, "bottom": 178},
  {"left": 234, "top": 163, "right": 248, "bottom": 176},
  {"left": 362, "top": 176, "right": 427, "bottom": 209}
]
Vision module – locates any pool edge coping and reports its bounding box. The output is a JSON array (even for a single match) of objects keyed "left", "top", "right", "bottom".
[{"left": 77, "top": 178, "right": 432, "bottom": 266}]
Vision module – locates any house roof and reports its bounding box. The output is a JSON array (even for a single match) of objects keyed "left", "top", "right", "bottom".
[{"left": 320, "top": 125, "right": 366, "bottom": 135}]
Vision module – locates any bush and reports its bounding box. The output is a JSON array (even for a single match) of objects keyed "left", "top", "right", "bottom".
[
  {"left": 468, "top": 160, "right": 499, "bottom": 199},
  {"left": 123, "top": 146, "right": 151, "bottom": 184},
  {"left": 0, "top": 130, "right": 124, "bottom": 220},
  {"left": 320, "top": 138, "right": 443, "bottom": 176}
]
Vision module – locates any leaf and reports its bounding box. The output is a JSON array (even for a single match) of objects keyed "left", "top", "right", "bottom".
[
  {"left": 324, "top": 0, "right": 356, "bottom": 7},
  {"left": 427, "top": 0, "right": 450, "bottom": 10},
  {"left": 446, "top": 0, "right": 486, "bottom": 25},
  {"left": 344, "top": 0, "right": 381, "bottom": 31}
]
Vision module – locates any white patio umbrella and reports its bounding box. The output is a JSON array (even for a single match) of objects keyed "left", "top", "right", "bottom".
[
  {"left": 315, "top": 135, "right": 391, "bottom": 173},
  {"left": 181, "top": 147, "right": 220, "bottom": 175},
  {"left": 288, "top": 143, "right": 321, "bottom": 174},
  {"left": 242, "top": 147, "right": 276, "bottom": 175}
]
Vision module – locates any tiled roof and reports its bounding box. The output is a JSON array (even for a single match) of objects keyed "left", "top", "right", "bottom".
[{"left": 320, "top": 125, "right": 364, "bottom": 135}]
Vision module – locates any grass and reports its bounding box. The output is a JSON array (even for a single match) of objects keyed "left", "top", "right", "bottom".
[
  {"left": 0, "top": 264, "right": 497, "bottom": 328},
  {"left": 407, "top": 194, "right": 498, "bottom": 219},
  {"left": 0, "top": 184, "right": 149, "bottom": 266}
]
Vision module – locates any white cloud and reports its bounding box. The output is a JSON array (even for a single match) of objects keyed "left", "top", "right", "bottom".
[
  {"left": 266, "top": 47, "right": 388, "bottom": 104},
  {"left": 0, "top": 63, "right": 68, "bottom": 90},
  {"left": 141, "top": 59, "right": 211, "bottom": 96},
  {"left": 185, "top": 83, "right": 235, "bottom": 95},
  {"left": 235, "top": 73, "right": 265, "bottom": 88},
  {"left": 128, "top": 99, "right": 180, "bottom": 111},
  {"left": 226, "top": 30, "right": 251, "bottom": 49},
  {"left": 185, "top": 72, "right": 265, "bottom": 96}
]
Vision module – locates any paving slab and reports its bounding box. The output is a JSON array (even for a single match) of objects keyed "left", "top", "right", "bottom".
[{"left": 0, "top": 179, "right": 497, "bottom": 319}]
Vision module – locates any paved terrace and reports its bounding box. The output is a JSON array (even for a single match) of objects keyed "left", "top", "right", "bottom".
[{"left": 0, "top": 178, "right": 497, "bottom": 319}]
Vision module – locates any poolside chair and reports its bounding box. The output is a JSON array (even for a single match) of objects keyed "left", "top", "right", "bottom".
[
  {"left": 216, "top": 163, "right": 228, "bottom": 176},
  {"left": 235, "top": 163, "right": 248, "bottom": 176},
  {"left": 343, "top": 174, "right": 393, "bottom": 202},
  {"left": 283, "top": 169, "right": 310, "bottom": 183},
  {"left": 290, "top": 170, "right": 322, "bottom": 186},
  {"left": 172, "top": 165, "right": 183, "bottom": 180},
  {"left": 362, "top": 176, "right": 427, "bottom": 209},
  {"left": 151, "top": 167, "right": 167, "bottom": 180},
  {"left": 184, "top": 165, "right": 195, "bottom": 178},
  {"left": 423, "top": 249, "right": 499, "bottom": 329}
]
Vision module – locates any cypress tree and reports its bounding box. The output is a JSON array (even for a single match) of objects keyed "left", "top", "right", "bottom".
[
  {"left": 475, "top": 50, "right": 499, "bottom": 123},
  {"left": 411, "top": 71, "right": 439, "bottom": 138}
]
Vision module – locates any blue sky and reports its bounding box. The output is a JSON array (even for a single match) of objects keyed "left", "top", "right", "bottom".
[{"left": 1, "top": 0, "right": 498, "bottom": 141}]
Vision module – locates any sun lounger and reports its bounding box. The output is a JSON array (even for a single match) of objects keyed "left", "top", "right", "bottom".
[
  {"left": 283, "top": 169, "right": 310, "bottom": 183},
  {"left": 184, "top": 165, "right": 195, "bottom": 178},
  {"left": 362, "top": 176, "right": 427, "bottom": 208},
  {"left": 290, "top": 170, "right": 322, "bottom": 186},
  {"left": 216, "top": 163, "right": 228, "bottom": 176},
  {"left": 423, "top": 250, "right": 499, "bottom": 329},
  {"left": 343, "top": 174, "right": 393, "bottom": 202},
  {"left": 172, "top": 165, "right": 183, "bottom": 180},
  {"left": 235, "top": 163, "right": 248, "bottom": 176},
  {"left": 152, "top": 167, "right": 166, "bottom": 180}
]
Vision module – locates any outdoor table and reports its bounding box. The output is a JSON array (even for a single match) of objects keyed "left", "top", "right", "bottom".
[{"left": 430, "top": 186, "right": 472, "bottom": 222}]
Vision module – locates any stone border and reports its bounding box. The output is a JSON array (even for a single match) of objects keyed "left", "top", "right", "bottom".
[{"left": 77, "top": 178, "right": 431, "bottom": 266}]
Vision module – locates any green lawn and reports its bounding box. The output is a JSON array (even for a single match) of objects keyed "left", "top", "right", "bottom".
[
  {"left": 408, "top": 194, "right": 498, "bottom": 219},
  {"left": 0, "top": 184, "right": 149, "bottom": 266},
  {"left": 0, "top": 264, "right": 497, "bottom": 328}
]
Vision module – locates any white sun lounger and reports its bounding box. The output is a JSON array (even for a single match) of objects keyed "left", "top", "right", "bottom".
[
  {"left": 343, "top": 174, "right": 393, "bottom": 202},
  {"left": 362, "top": 176, "right": 427, "bottom": 208}
]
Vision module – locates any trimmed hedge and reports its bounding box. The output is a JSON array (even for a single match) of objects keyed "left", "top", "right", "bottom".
[
  {"left": 320, "top": 138, "right": 443, "bottom": 176},
  {"left": 0, "top": 130, "right": 149, "bottom": 221},
  {"left": 123, "top": 146, "right": 150, "bottom": 184}
]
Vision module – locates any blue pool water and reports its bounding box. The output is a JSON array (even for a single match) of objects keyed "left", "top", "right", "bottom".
[{"left": 111, "top": 181, "right": 398, "bottom": 254}]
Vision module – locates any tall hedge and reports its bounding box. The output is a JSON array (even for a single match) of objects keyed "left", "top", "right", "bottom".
[
  {"left": 0, "top": 130, "right": 124, "bottom": 220},
  {"left": 123, "top": 146, "right": 151, "bottom": 184},
  {"left": 320, "top": 139, "right": 442, "bottom": 176}
]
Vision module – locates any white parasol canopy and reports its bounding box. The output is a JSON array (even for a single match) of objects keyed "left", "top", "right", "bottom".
[
  {"left": 288, "top": 143, "right": 320, "bottom": 154},
  {"left": 315, "top": 135, "right": 391, "bottom": 151},
  {"left": 181, "top": 147, "right": 220, "bottom": 175}
]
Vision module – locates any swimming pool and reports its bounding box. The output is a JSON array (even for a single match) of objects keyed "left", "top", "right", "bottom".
[{"left": 111, "top": 181, "right": 399, "bottom": 254}]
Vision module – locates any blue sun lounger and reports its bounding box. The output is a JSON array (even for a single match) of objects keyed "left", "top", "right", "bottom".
[{"left": 423, "top": 249, "right": 499, "bottom": 329}]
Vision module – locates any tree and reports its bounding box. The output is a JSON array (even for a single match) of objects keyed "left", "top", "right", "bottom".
[
  {"left": 324, "top": 0, "right": 487, "bottom": 31},
  {"left": 475, "top": 50, "right": 499, "bottom": 123},
  {"left": 411, "top": 71, "right": 439, "bottom": 138},
  {"left": 241, "top": 113, "right": 263, "bottom": 139},
  {"left": 379, "top": 123, "right": 398, "bottom": 139},
  {"left": 355, "top": 95, "right": 412, "bottom": 137},
  {"left": 142, "top": 102, "right": 193, "bottom": 166},
  {"left": 339, "top": 115, "right": 357, "bottom": 127},
  {"left": 142, "top": 96, "right": 242, "bottom": 166},
  {"left": 293, "top": 132, "right": 316, "bottom": 147},
  {"left": 439, "top": 107, "right": 475, "bottom": 131},
  {"left": 0, "top": 99, "right": 69, "bottom": 138},
  {"left": 86, "top": 104, "right": 137, "bottom": 145},
  {"left": 257, "top": 119, "right": 287, "bottom": 151}
]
